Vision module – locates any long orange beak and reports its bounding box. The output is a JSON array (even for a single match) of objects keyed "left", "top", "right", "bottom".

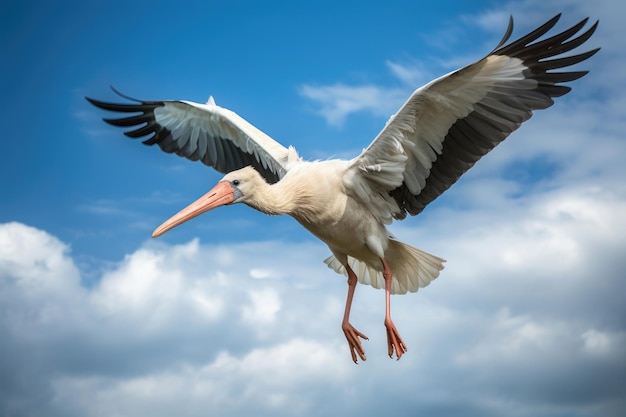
[{"left": 152, "top": 181, "right": 234, "bottom": 238}]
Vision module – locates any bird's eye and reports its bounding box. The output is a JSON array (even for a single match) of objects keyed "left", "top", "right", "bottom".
[{"left": 232, "top": 179, "right": 240, "bottom": 186}]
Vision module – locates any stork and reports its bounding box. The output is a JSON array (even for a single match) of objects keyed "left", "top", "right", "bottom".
[{"left": 87, "top": 15, "right": 599, "bottom": 362}]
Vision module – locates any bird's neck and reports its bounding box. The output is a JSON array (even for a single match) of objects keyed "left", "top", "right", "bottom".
[{"left": 246, "top": 178, "right": 315, "bottom": 219}]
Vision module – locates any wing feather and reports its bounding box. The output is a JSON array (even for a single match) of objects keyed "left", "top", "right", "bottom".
[
  {"left": 346, "top": 14, "right": 599, "bottom": 221},
  {"left": 86, "top": 91, "right": 298, "bottom": 183}
]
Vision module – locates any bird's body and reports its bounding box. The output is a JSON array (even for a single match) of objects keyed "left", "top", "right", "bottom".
[
  {"left": 224, "top": 163, "right": 445, "bottom": 295},
  {"left": 87, "top": 14, "right": 599, "bottom": 362}
]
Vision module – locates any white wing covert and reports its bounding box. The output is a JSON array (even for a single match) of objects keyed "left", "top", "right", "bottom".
[
  {"left": 87, "top": 90, "right": 297, "bottom": 183},
  {"left": 346, "top": 14, "right": 599, "bottom": 221}
]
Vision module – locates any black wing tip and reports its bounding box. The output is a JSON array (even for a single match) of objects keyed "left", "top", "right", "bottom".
[
  {"left": 108, "top": 86, "right": 144, "bottom": 102},
  {"left": 85, "top": 86, "right": 138, "bottom": 105},
  {"left": 493, "top": 13, "right": 598, "bottom": 58},
  {"left": 585, "top": 19, "right": 601, "bottom": 44},
  {"left": 85, "top": 85, "right": 170, "bottom": 109},
  {"left": 546, "top": 13, "right": 563, "bottom": 27},
  {"left": 84, "top": 95, "right": 106, "bottom": 107},
  {"left": 588, "top": 46, "right": 602, "bottom": 56},
  {"left": 102, "top": 117, "right": 127, "bottom": 127},
  {"left": 86, "top": 88, "right": 165, "bottom": 141},
  {"left": 492, "top": 15, "right": 515, "bottom": 51},
  {"left": 84, "top": 95, "right": 125, "bottom": 113},
  {"left": 85, "top": 91, "right": 165, "bottom": 115}
]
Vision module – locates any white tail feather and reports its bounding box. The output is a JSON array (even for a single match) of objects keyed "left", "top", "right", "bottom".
[{"left": 324, "top": 241, "right": 445, "bottom": 295}]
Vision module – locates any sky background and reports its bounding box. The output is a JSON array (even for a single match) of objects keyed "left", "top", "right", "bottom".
[{"left": 1, "top": 0, "right": 624, "bottom": 416}]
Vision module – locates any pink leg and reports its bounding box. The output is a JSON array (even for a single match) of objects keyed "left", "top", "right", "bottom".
[
  {"left": 381, "top": 258, "right": 407, "bottom": 360},
  {"left": 342, "top": 264, "right": 368, "bottom": 363}
]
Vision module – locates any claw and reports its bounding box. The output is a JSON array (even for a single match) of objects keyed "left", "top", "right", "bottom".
[
  {"left": 343, "top": 322, "right": 368, "bottom": 363},
  {"left": 384, "top": 318, "right": 407, "bottom": 360}
]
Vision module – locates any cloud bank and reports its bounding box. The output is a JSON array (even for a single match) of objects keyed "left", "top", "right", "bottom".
[{"left": 2, "top": 175, "right": 624, "bottom": 417}]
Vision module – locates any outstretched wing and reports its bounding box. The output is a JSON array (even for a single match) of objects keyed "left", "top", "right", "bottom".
[
  {"left": 346, "top": 14, "right": 599, "bottom": 222},
  {"left": 86, "top": 90, "right": 297, "bottom": 183}
]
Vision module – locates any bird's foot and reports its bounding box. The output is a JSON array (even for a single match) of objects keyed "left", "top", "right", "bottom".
[
  {"left": 384, "top": 318, "right": 407, "bottom": 360},
  {"left": 342, "top": 322, "right": 368, "bottom": 363}
]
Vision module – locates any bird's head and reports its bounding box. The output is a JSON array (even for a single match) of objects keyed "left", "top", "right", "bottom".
[{"left": 151, "top": 166, "right": 263, "bottom": 237}]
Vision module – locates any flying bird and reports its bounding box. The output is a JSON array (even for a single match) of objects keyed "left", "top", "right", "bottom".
[{"left": 87, "top": 14, "right": 599, "bottom": 363}]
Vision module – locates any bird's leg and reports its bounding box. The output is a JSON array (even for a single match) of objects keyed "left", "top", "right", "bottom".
[
  {"left": 381, "top": 258, "right": 407, "bottom": 360},
  {"left": 342, "top": 263, "right": 368, "bottom": 363}
]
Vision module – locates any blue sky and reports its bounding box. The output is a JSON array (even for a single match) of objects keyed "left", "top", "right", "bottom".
[{"left": 1, "top": 1, "right": 624, "bottom": 416}]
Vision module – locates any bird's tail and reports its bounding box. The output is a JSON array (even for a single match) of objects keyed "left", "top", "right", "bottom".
[{"left": 324, "top": 241, "right": 445, "bottom": 295}]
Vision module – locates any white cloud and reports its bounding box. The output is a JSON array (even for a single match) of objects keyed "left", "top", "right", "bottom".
[
  {"left": 385, "top": 60, "right": 430, "bottom": 87},
  {"left": 0, "top": 222, "right": 78, "bottom": 286},
  {"left": 469, "top": 9, "right": 512, "bottom": 33},
  {"left": 52, "top": 338, "right": 354, "bottom": 417},
  {"left": 581, "top": 329, "right": 626, "bottom": 359},
  {"left": 297, "top": 59, "right": 434, "bottom": 127},
  {"left": 241, "top": 288, "right": 281, "bottom": 325},
  {"left": 249, "top": 267, "right": 282, "bottom": 279},
  {"left": 0, "top": 222, "right": 362, "bottom": 416},
  {"left": 298, "top": 83, "right": 408, "bottom": 126},
  {"left": 454, "top": 308, "right": 558, "bottom": 366},
  {"left": 2, "top": 173, "right": 625, "bottom": 416}
]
